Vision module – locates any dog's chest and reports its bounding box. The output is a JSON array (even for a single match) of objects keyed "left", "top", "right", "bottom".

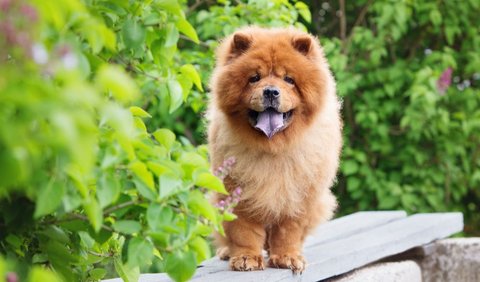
[{"left": 231, "top": 150, "right": 321, "bottom": 218}]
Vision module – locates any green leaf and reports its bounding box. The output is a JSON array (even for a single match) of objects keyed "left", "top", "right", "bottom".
[
  {"left": 429, "top": 9, "right": 442, "bottom": 27},
  {"left": 97, "top": 172, "right": 121, "bottom": 208},
  {"left": 156, "top": 0, "right": 184, "bottom": 17},
  {"left": 347, "top": 177, "right": 361, "bottom": 191},
  {"left": 189, "top": 237, "right": 211, "bottom": 263},
  {"left": 133, "top": 117, "right": 148, "bottom": 133},
  {"left": 78, "top": 231, "right": 95, "bottom": 248},
  {"left": 128, "top": 237, "right": 154, "bottom": 267},
  {"left": 122, "top": 17, "right": 146, "bottom": 49},
  {"left": 96, "top": 65, "right": 139, "bottom": 103},
  {"left": 130, "top": 161, "right": 155, "bottom": 190},
  {"left": 164, "top": 23, "right": 180, "bottom": 47},
  {"left": 378, "top": 196, "right": 400, "bottom": 209},
  {"left": 168, "top": 79, "right": 183, "bottom": 113},
  {"left": 129, "top": 106, "right": 151, "bottom": 118},
  {"left": 89, "top": 268, "right": 107, "bottom": 280},
  {"left": 147, "top": 203, "right": 174, "bottom": 231},
  {"left": 175, "top": 19, "right": 199, "bottom": 43},
  {"left": 165, "top": 251, "right": 197, "bottom": 282},
  {"left": 28, "top": 267, "right": 62, "bottom": 282},
  {"left": 342, "top": 160, "right": 359, "bottom": 176},
  {"left": 100, "top": 25, "right": 116, "bottom": 51},
  {"left": 153, "top": 129, "right": 176, "bottom": 150},
  {"left": 114, "top": 258, "right": 140, "bottom": 282},
  {"left": 34, "top": 179, "right": 65, "bottom": 218},
  {"left": 159, "top": 174, "right": 182, "bottom": 199},
  {"left": 180, "top": 64, "right": 203, "bottom": 92},
  {"left": 295, "top": 2, "right": 311, "bottom": 23},
  {"left": 134, "top": 179, "right": 157, "bottom": 201},
  {"left": 148, "top": 160, "right": 182, "bottom": 177},
  {"left": 44, "top": 240, "right": 79, "bottom": 264},
  {"left": 188, "top": 190, "right": 217, "bottom": 223},
  {"left": 194, "top": 172, "right": 228, "bottom": 194},
  {"left": 177, "top": 73, "right": 194, "bottom": 100},
  {"left": 41, "top": 226, "right": 70, "bottom": 244},
  {"left": 223, "top": 212, "right": 237, "bottom": 221},
  {"left": 178, "top": 152, "right": 208, "bottom": 168},
  {"left": 112, "top": 220, "right": 142, "bottom": 234},
  {"left": 84, "top": 198, "right": 103, "bottom": 232}
]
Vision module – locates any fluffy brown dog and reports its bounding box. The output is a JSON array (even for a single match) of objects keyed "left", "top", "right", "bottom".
[{"left": 208, "top": 26, "right": 342, "bottom": 273}]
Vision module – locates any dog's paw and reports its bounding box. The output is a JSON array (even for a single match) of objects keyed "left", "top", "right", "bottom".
[
  {"left": 229, "top": 255, "right": 265, "bottom": 271},
  {"left": 268, "top": 254, "right": 306, "bottom": 274},
  {"left": 216, "top": 247, "right": 230, "bottom": 260}
]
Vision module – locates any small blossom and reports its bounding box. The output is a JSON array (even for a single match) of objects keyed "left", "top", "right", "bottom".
[
  {"left": 437, "top": 67, "right": 452, "bottom": 95},
  {"left": 31, "top": 43, "right": 48, "bottom": 65},
  {"left": 57, "top": 44, "right": 78, "bottom": 69},
  {"left": 20, "top": 4, "right": 37, "bottom": 22},
  {"left": 234, "top": 187, "right": 242, "bottom": 196},
  {"left": 6, "top": 272, "right": 18, "bottom": 282},
  {"left": 216, "top": 200, "right": 226, "bottom": 210},
  {"left": 214, "top": 156, "right": 236, "bottom": 180},
  {"left": 61, "top": 52, "right": 78, "bottom": 69},
  {"left": 0, "top": 20, "right": 16, "bottom": 44},
  {"left": 0, "top": 0, "right": 12, "bottom": 12},
  {"left": 214, "top": 157, "right": 243, "bottom": 213}
]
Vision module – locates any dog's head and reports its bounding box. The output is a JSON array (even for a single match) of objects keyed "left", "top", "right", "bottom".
[{"left": 211, "top": 27, "right": 332, "bottom": 149}]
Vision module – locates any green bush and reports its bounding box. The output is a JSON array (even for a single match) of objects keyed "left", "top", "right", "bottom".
[
  {"left": 303, "top": 0, "right": 480, "bottom": 234},
  {"left": 0, "top": 0, "right": 229, "bottom": 281},
  {"left": 180, "top": 0, "right": 480, "bottom": 234}
]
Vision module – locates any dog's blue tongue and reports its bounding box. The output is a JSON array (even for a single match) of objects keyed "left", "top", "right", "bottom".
[{"left": 255, "top": 108, "right": 284, "bottom": 138}]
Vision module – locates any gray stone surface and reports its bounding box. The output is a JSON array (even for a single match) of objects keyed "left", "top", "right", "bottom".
[
  {"left": 419, "top": 238, "right": 480, "bottom": 282},
  {"left": 188, "top": 213, "right": 462, "bottom": 281},
  {"left": 102, "top": 212, "right": 465, "bottom": 282},
  {"left": 327, "top": 261, "right": 422, "bottom": 282},
  {"left": 304, "top": 211, "right": 407, "bottom": 248}
]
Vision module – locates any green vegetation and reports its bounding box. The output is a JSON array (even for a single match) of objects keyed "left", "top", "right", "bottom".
[{"left": 0, "top": 0, "right": 478, "bottom": 281}]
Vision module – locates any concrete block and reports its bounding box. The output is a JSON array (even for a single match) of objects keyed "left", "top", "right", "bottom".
[
  {"left": 419, "top": 238, "right": 480, "bottom": 282},
  {"left": 328, "top": 261, "right": 422, "bottom": 282}
]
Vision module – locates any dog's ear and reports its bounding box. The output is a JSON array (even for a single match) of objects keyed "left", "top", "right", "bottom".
[
  {"left": 231, "top": 32, "right": 252, "bottom": 55},
  {"left": 292, "top": 36, "right": 312, "bottom": 55}
]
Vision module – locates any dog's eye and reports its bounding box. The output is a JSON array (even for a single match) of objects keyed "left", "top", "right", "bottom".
[
  {"left": 249, "top": 74, "right": 261, "bottom": 83},
  {"left": 284, "top": 76, "right": 295, "bottom": 85}
]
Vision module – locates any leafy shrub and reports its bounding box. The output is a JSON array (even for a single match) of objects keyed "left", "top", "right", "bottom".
[
  {"left": 0, "top": 0, "right": 229, "bottom": 281},
  {"left": 303, "top": 0, "right": 480, "bottom": 234}
]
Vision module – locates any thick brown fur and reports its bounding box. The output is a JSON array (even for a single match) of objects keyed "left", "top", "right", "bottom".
[{"left": 207, "top": 26, "right": 342, "bottom": 273}]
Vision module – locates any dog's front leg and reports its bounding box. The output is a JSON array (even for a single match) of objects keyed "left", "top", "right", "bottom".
[
  {"left": 267, "top": 217, "right": 306, "bottom": 274},
  {"left": 223, "top": 216, "right": 266, "bottom": 271}
]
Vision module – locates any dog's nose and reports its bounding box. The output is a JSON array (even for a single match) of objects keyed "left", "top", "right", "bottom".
[{"left": 263, "top": 86, "right": 280, "bottom": 100}]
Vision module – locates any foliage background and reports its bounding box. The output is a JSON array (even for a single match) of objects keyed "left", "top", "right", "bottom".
[{"left": 0, "top": 0, "right": 479, "bottom": 281}]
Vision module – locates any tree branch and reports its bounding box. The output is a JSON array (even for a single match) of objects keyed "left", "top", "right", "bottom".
[
  {"left": 339, "top": 0, "right": 347, "bottom": 45},
  {"left": 349, "top": 0, "right": 373, "bottom": 37},
  {"left": 179, "top": 35, "right": 210, "bottom": 48},
  {"left": 104, "top": 200, "right": 139, "bottom": 215},
  {"left": 345, "top": 0, "right": 374, "bottom": 53}
]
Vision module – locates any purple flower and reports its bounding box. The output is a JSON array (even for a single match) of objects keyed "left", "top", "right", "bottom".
[
  {"left": 233, "top": 187, "right": 242, "bottom": 196},
  {"left": 20, "top": 4, "right": 38, "bottom": 22},
  {"left": 437, "top": 67, "right": 452, "bottom": 95},
  {"left": 0, "top": 0, "right": 12, "bottom": 12},
  {"left": 216, "top": 200, "right": 226, "bottom": 210},
  {"left": 31, "top": 43, "right": 48, "bottom": 65},
  {"left": 214, "top": 156, "right": 237, "bottom": 180},
  {"left": 6, "top": 272, "right": 18, "bottom": 282}
]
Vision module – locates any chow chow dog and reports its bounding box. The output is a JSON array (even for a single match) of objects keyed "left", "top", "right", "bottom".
[{"left": 208, "top": 26, "right": 342, "bottom": 273}]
